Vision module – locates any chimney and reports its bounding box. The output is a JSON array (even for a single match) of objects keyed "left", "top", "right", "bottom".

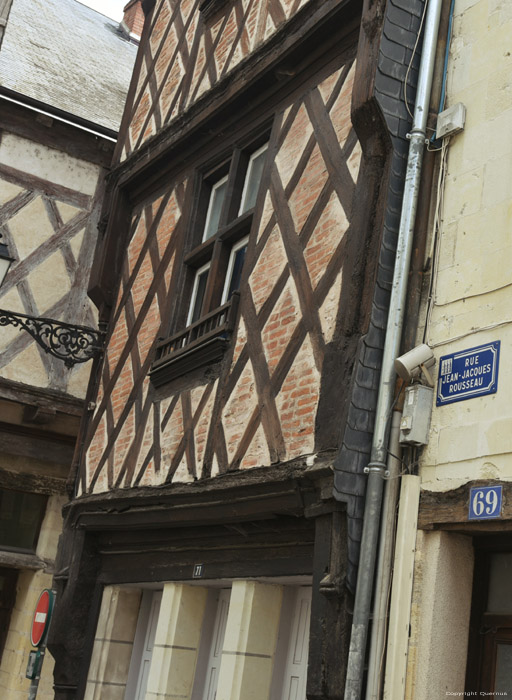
[{"left": 120, "top": 1, "right": 145, "bottom": 43}]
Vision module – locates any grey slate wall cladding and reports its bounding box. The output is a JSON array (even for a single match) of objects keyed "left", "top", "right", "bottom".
[{"left": 333, "top": 0, "right": 425, "bottom": 592}]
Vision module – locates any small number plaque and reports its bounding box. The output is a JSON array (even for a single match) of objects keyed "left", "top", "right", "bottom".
[
  {"left": 468, "top": 485, "right": 502, "bottom": 520},
  {"left": 193, "top": 564, "right": 204, "bottom": 578}
]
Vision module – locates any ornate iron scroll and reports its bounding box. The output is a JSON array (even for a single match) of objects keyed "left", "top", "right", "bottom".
[{"left": 0, "top": 309, "right": 105, "bottom": 367}]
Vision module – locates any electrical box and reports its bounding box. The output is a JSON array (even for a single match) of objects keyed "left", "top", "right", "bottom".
[
  {"left": 436, "top": 102, "right": 466, "bottom": 139},
  {"left": 399, "top": 384, "right": 434, "bottom": 446}
]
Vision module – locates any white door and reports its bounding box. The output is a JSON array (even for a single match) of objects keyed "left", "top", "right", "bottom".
[
  {"left": 125, "top": 590, "right": 162, "bottom": 700},
  {"left": 192, "top": 587, "right": 231, "bottom": 700},
  {"left": 271, "top": 586, "right": 312, "bottom": 700}
]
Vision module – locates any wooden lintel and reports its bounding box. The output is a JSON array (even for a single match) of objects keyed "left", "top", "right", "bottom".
[
  {"left": 0, "top": 422, "right": 76, "bottom": 466},
  {"left": 99, "top": 553, "right": 314, "bottom": 586},
  {"left": 67, "top": 459, "right": 336, "bottom": 530},
  {"left": 96, "top": 512, "right": 316, "bottom": 583},
  {"left": 433, "top": 521, "right": 512, "bottom": 534},
  {"left": 418, "top": 480, "right": 512, "bottom": 531},
  {"left": 0, "top": 468, "right": 67, "bottom": 495},
  {"left": 0, "top": 377, "right": 84, "bottom": 416}
]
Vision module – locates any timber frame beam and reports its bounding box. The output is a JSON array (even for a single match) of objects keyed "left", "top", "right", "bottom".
[{"left": 66, "top": 455, "right": 340, "bottom": 531}]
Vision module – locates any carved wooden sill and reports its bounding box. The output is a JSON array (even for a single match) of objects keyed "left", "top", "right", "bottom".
[{"left": 150, "top": 294, "right": 239, "bottom": 387}]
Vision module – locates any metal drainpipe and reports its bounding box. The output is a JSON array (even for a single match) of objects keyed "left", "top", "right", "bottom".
[
  {"left": 343, "top": 0, "right": 443, "bottom": 698},
  {"left": 365, "top": 410, "right": 402, "bottom": 700}
]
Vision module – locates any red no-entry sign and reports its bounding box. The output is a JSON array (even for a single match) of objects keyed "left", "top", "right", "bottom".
[{"left": 30, "top": 590, "right": 55, "bottom": 647}]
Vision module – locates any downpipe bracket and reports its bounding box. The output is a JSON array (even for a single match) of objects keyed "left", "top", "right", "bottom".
[
  {"left": 364, "top": 461, "right": 389, "bottom": 477},
  {"left": 406, "top": 132, "right": 430, "bottom": 144}
]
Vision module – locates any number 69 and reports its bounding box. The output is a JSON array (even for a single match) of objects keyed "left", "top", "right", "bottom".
[{"left": 472, "top": 489, "right": 499, "bottom": 517}]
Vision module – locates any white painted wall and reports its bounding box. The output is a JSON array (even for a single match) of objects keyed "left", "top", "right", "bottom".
[
  {"left": 402, "top": 2, "right": 512, "bottom": 696},
  {"left": 419, "top": 0, "right": 512, "bottom": 491},
  {"left": 0, "top": 133, "right": 99, "bottom": 196}
]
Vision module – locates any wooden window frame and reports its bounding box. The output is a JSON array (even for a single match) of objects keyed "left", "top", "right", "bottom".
[
  {"left": 151, "top": 134, "right": 269, "bottom": 386},
  {"left": 187, "top": 261, "right": 212, "bottom": 327},
  {"left": 220, "top": 235, "right": 249, "bottom": 305}
]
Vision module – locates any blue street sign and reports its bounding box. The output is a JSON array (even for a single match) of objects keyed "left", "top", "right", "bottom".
[
  {"left": 436, "top": 341, "right": 500, "bottom": 406},
  {"left": 468, "top": 485, "right": 502, "bottom": 520}
]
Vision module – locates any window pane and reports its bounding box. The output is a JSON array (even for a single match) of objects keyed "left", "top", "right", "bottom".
[
  {"left": 495, "top": 643, "right": 512, "bottom": 693},
  {"left": 226, "top": 244, "right": 247, "bottom": 299},
  {"left": 239, "top": 144, "right": 268, "bottom": 214},
  {"left": 189, "top": 267, "right": 210, "bottom": 325},
  {"left": 221, "top": 238, "right": 248, "bottom": 305},
  {"left": 0, "top": 490, "right": 47, "bottom": 552},
  {"left": 487, "top": 553, "right": 512, "bottom": 613},
  {"left": 203, "top": 176, "right": 228, "bottom": 241}
]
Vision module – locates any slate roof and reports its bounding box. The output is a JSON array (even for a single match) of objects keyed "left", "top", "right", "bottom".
[{"left": 0, "top": 0, "right": 138, "bottom": 133}]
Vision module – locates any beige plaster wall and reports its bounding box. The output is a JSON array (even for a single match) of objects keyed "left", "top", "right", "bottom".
[
  {"left": 419, "top": 0, "right": 512, "bottom": 491},
  {"left": 404, "top": 5, "right": 510, "bottom": 692},
  {"left": 0, "top": 133, "right": 99, "bottom": 196},
  {"left": 0, "top": 495, "right": 66, "bottom": 700},
  {"left": 405, "top": 531, "right": 474, "bottom": 700}
]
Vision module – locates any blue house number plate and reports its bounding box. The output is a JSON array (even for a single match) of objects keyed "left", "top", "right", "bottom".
[
  {"left": 437, "top": 341, "right": 500, "bottom": 406},
  {"left": 468, "top": 485, "right": 502, "bottom": 520}
]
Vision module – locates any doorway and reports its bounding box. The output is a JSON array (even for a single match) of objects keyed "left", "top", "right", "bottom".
[{"left": 466, "top": 542, "right": 512, "bottom": 695}]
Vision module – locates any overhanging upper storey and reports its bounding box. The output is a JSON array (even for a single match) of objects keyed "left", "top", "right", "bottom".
[{"left": 81, "top": 0, "right": 374, "bottom": 497}]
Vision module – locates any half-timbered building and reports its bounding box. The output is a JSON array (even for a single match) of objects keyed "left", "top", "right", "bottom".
[
  {"left": 48, "top": 0, "right": 427, "bottom": 699},
  {"left": 0, "top": 1, "right": 137, "bottom": 697}
]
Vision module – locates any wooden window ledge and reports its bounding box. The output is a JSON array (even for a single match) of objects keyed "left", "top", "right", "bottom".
[{"left": 150, "top": 294, "right": 239, "bottom": 387}]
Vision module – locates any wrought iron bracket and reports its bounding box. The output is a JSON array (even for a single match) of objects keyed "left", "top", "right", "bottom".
[{"left": 0, "top": 309, "right": 105, "bottom": 368}]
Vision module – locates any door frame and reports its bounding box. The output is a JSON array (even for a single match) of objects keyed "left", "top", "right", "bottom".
[{"left": 465, "top": 536, "right": 512, "bottom": 694}]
